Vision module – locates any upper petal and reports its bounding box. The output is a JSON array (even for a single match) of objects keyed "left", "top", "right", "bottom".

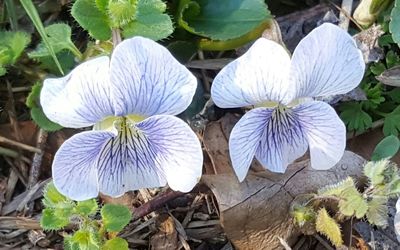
[
  {"left": 52, "top": 130, "right": 114, "bottom": 201},
  {"left": 255, "top": 107, "right": 308, "bottom": 173},
  {"left": 41, "top": 57, "right": 114, "bottom": 128},
  {"left": 290, "top": 23, "right": 365, "bottom": 99},
  {"left": 229, "top": 107, "right": 273, "bottom": 181},
  {"left": 110, "top": 37, "right": 197, "bottom": 117},
  {"left": 293, "top": 101, "right": 346, "bottom": 170},
  {"left": 97, "top": 115, "right": 203, "bottom": 196},
  {"left": 211, "top": 38, "right": 292, "bottom": 108}
]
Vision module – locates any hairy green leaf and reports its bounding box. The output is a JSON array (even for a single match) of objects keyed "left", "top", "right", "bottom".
[
  {"left": 0, "top": 31, "right": 30, "bottom": 64},
  {"left": 43, "top": 182, "right": 69, "bottom": 208},
  {"left": 72, "top": 0, "right": 112, "bottom": 41},
  {"left": 29, "top": 23, "right": 82, "bottom": 60},
  {"left": 122, "top": 0, "right": 173, "bottom": 41},
  {"left": 318, "top": 177, "right": 355, "bottom": 196},
  {"left": 103, "top": 237, "right": 129, "bottom": 250},
  {"left": 20, "top": 0, "right": 63, "bottom": 74},
  {"left": 389, "top": 0, "right": 400, "bottom": 46},
  {"left": 366, "top": 196, "right": 388, "bottom": 227},
  {"left": 364, "top": 160, "right": 390, "bottom": 185},
  {"left": 315, "top": 208, "right": 343, "bottom": 247},
  {"left": 75, "top": 199, "right": 98, "bottom": 216},
  {"left": 108, "top": 0, "right": 138, "bottom": 27},
  {"left": 338, "top": 185, "right": 368, "bottom": 218},
  {"left": 371, "top": 135, "right": 400, "bottom": 161},
  {"left": 71, "top": 230, "right": 100, "bottom": 250},
  {"left": 177, "top": 0, "right": 271, "bottom": 40},
  {"left": 339, "top": 102, "right": 372, "bottom": 133},
  {"left": 40, "top": 208, "right": 70, "bottom": 230},
  {"left": 101, "top": 204, "right": 132, "bottom": 232}
]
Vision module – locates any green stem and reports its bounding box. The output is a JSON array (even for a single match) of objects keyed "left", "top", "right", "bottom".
[
  {"left": 68, "top": 44, "right": 84, "bottom": 61},
  {"left": 372, "top": 109, "right": 389, "bottom": 117}
]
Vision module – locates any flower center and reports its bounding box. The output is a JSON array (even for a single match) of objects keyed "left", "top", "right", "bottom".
[{"left": 93, "top": 115, "right": 145, "bottom": 132}]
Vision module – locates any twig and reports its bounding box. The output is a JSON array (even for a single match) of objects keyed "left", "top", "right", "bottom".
[
  {"left": 0, "top": 135, "right": 41, "bottom": 153},
  {"left": 132, "top": 190, "right": 184, "bottom": 220},
  {"left": 28, "top": 129, "right": 48, "bottom": 189},
  {"left": 313, "top": 234, "right": 335, "bottom": 250},
  {"left": 3, "top": 157, "right": 28, "bottom": 187},
  {"left": 0, "top": 146, "right": 31, "bottom": 164}
]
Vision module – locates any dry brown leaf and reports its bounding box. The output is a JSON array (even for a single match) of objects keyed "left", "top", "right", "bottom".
[{"left": 201, "top": 114, "right": 366, "bottom": 250}]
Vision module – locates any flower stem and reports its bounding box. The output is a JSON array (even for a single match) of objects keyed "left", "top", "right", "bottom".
[{"left": 112, "top": 29, "right": 122, "bottom": 48}]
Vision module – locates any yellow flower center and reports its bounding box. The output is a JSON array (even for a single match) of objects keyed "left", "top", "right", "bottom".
[{"left": 93, "top": 115, "right": 145, "bottom": 132}]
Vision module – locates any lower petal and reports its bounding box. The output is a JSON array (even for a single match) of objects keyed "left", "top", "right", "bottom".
[
  {"left": 255, "top": 108, "right": 308, "bottom": 173},
  {"left": 293, "top": 101, "right": 346, "bottom": 170},
  {"left": 97, "top": 115, "right": 203, "bottom": 196},
  {"left": 229, "top": 108, "right": 273, "bottom": 181},
  {"left": 52, "top": 131, "right": 114, "bottom": 201}
]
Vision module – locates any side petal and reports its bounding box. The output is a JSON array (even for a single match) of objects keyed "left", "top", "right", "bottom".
[
  {"left": 255, "top": 108, "right": 308, "bottom": 173},
  {"left": 41, "top": 57, "right": 114, "bottom": 128},
  {"left": 229, "top": 108, "right": 273, "bottom": 181},
  {"left": 290, "top": 23, "right": 365, "bottom": 99},
  {"left": 97, "top": 115, "right": 203, "bottom": 196},
  {"left": 293, "top": 101, "right": 346, "bottom": 170},
  {"left": 211, "top": 38, "right": 292, "bottom": 108},
  {"left": 110, "top": 37, "right": 197, "bottom": 117},
  {"left": 52, "top": 131, "right": 115, "bottom": 201}
]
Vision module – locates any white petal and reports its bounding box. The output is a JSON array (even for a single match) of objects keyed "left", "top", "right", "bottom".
[
  {"left": 41, "top": 57, "right": 114, "bottom": 128},
  {"left": 255, "top": 108, "right": 308, "bottom": 173},
  {"left": 293, "top": 101, "right": 346, "bottom": 170},
  {"left": 395, "top": 198, "right": 400, "bottom": 242},
  {"left": 97, "top": 115, "right": 203, "bottom": 196},
  {"left": 229, "top": 108, "right": 273, "bottom": 181},
  {"left": 52, "top": 131, "right": 114, "bottom": 201},
  {"left": 290, "top": 23, "right": 365, "bottom": 99},
  {"left": 110, "top": 37, "right": 197, "bottom": 117},
  {"left": 211, "top": 38, "right": 292, "bottom": 108}
]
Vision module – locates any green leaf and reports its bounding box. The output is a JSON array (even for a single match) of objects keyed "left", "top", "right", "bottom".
[
  {"left": 370, "top": 62, "right": 386, "bottom": 75},
  {"left": 291, "top": 205, "right": 315, "bottom": 227},
  {"left": 122, "top": 0, "right": 173, "bottom": 41},
  {"left": 103, "top": 237, "right": 129, "bottom": 250},
  {"left": 383, "top": 106, "right": 400, "bottom": 136},
  {"left": 364, "top": 160, "right": 390, "bottom": 185},
  {"left": 72, "top": 0, "right": 112, "bottom": 41},
  {"left": 75, "top": 199, "right": 98, "bottom": 216},
  {"left": 40, "top": 208, "right": 70, "bottom": 230},
  {"left": 386, "top": 51, "right": 400, "bottom": 68},
  {"left": 0, "top": 31, "right": 31, "bottom": 64},
  {"left": 387, "top": 88, "right": 400, "bottom": 103},
  {"left": 318, "top": 177, "right": 355, "bottom": 196},
  {"left": 71, "top": 230, "right": 100, "bottom": 250},
  {"left": 101, "top": 204, "right": 131, "bottom": 232},
  {"left": 338, "top": 185, "right": 368, "bottom": 218},
  {"left": 35, "top": 51, "right": 76, "bottom": 75},
  {"left": 366, "top": 196, "right": 388, "bottom": 227},
  {"left": 108, "top": 0, "right": 138, "bottom": 27},
  {"left": 389, "top": 0, "right": 400, "bottom": 46},
  {"left": 31, "top": 107, "right": 63, "bottom": 131},
  {"left": 371, "top": 135, "right": 400, "bottom": 161},
  {"left": 339, "top": 102, "right": 372, "bottom": 133},
  {"left": 177, "top": 0, "right": 271, "bottom": 40},
  {"left": 29, "top": 23, "right": 82, "bottom": 60},
  {"left": 43, "top": 182, "right": 69, "bottom": 208},
  {"left": 315, "top": 208, "right": 343, "bottom": 247},
  {"left": 361, "top": 83, "right": 385, "bottom": 110},
  {"left": 20, "top": 0, "right": 64, "bottom": 75}
]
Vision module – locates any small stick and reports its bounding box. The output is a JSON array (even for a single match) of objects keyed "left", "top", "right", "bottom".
[
  {"left": 0, "top": 136, "right": 41, "bottom": 154},
  {"left": 132, "top": 190, "right": 184, "bottom": 220}
]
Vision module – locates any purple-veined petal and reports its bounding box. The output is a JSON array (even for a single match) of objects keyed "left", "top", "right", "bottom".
[
  {"left": 52, "top": 131, "right": 115, "bottom": 201},
  {"left": 255, "top": 107, "right": 308, "bottom": 173},
  {"left": 41, "top": 57, "right": 114, "bottom": 128},
  {"left": 229, "top": 108, "right": 272, "bottom": 181},
  {"left": 290, "top": 23, "right": 365, "bottom": 99},
  {"left": 211, "top": 38, "right": 292, "bottom": 108},
  {"left": 97, "top": 115, "right": 203, "bottom": 196},
  {"left": 293, "top": 101, "right": 346, "bottom": 170},
  {"left": 110, "top": 37, "right": 197, "bottom": 117}
]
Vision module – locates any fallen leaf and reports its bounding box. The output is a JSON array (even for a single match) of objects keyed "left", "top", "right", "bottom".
[
  {"left": 376, "top": 65, "right": 400, "bottom": 87},
  {"left": 150, "top": 214, "right": 179, "bottom": 250}
]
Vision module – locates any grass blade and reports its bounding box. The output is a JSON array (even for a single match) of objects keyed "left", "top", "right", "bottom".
[
  {"left": 19, "top": 0, "right": 64, "bottom": 75},
  {"left": 5, "top": 0, "right": 18, "bottom": 30}
]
